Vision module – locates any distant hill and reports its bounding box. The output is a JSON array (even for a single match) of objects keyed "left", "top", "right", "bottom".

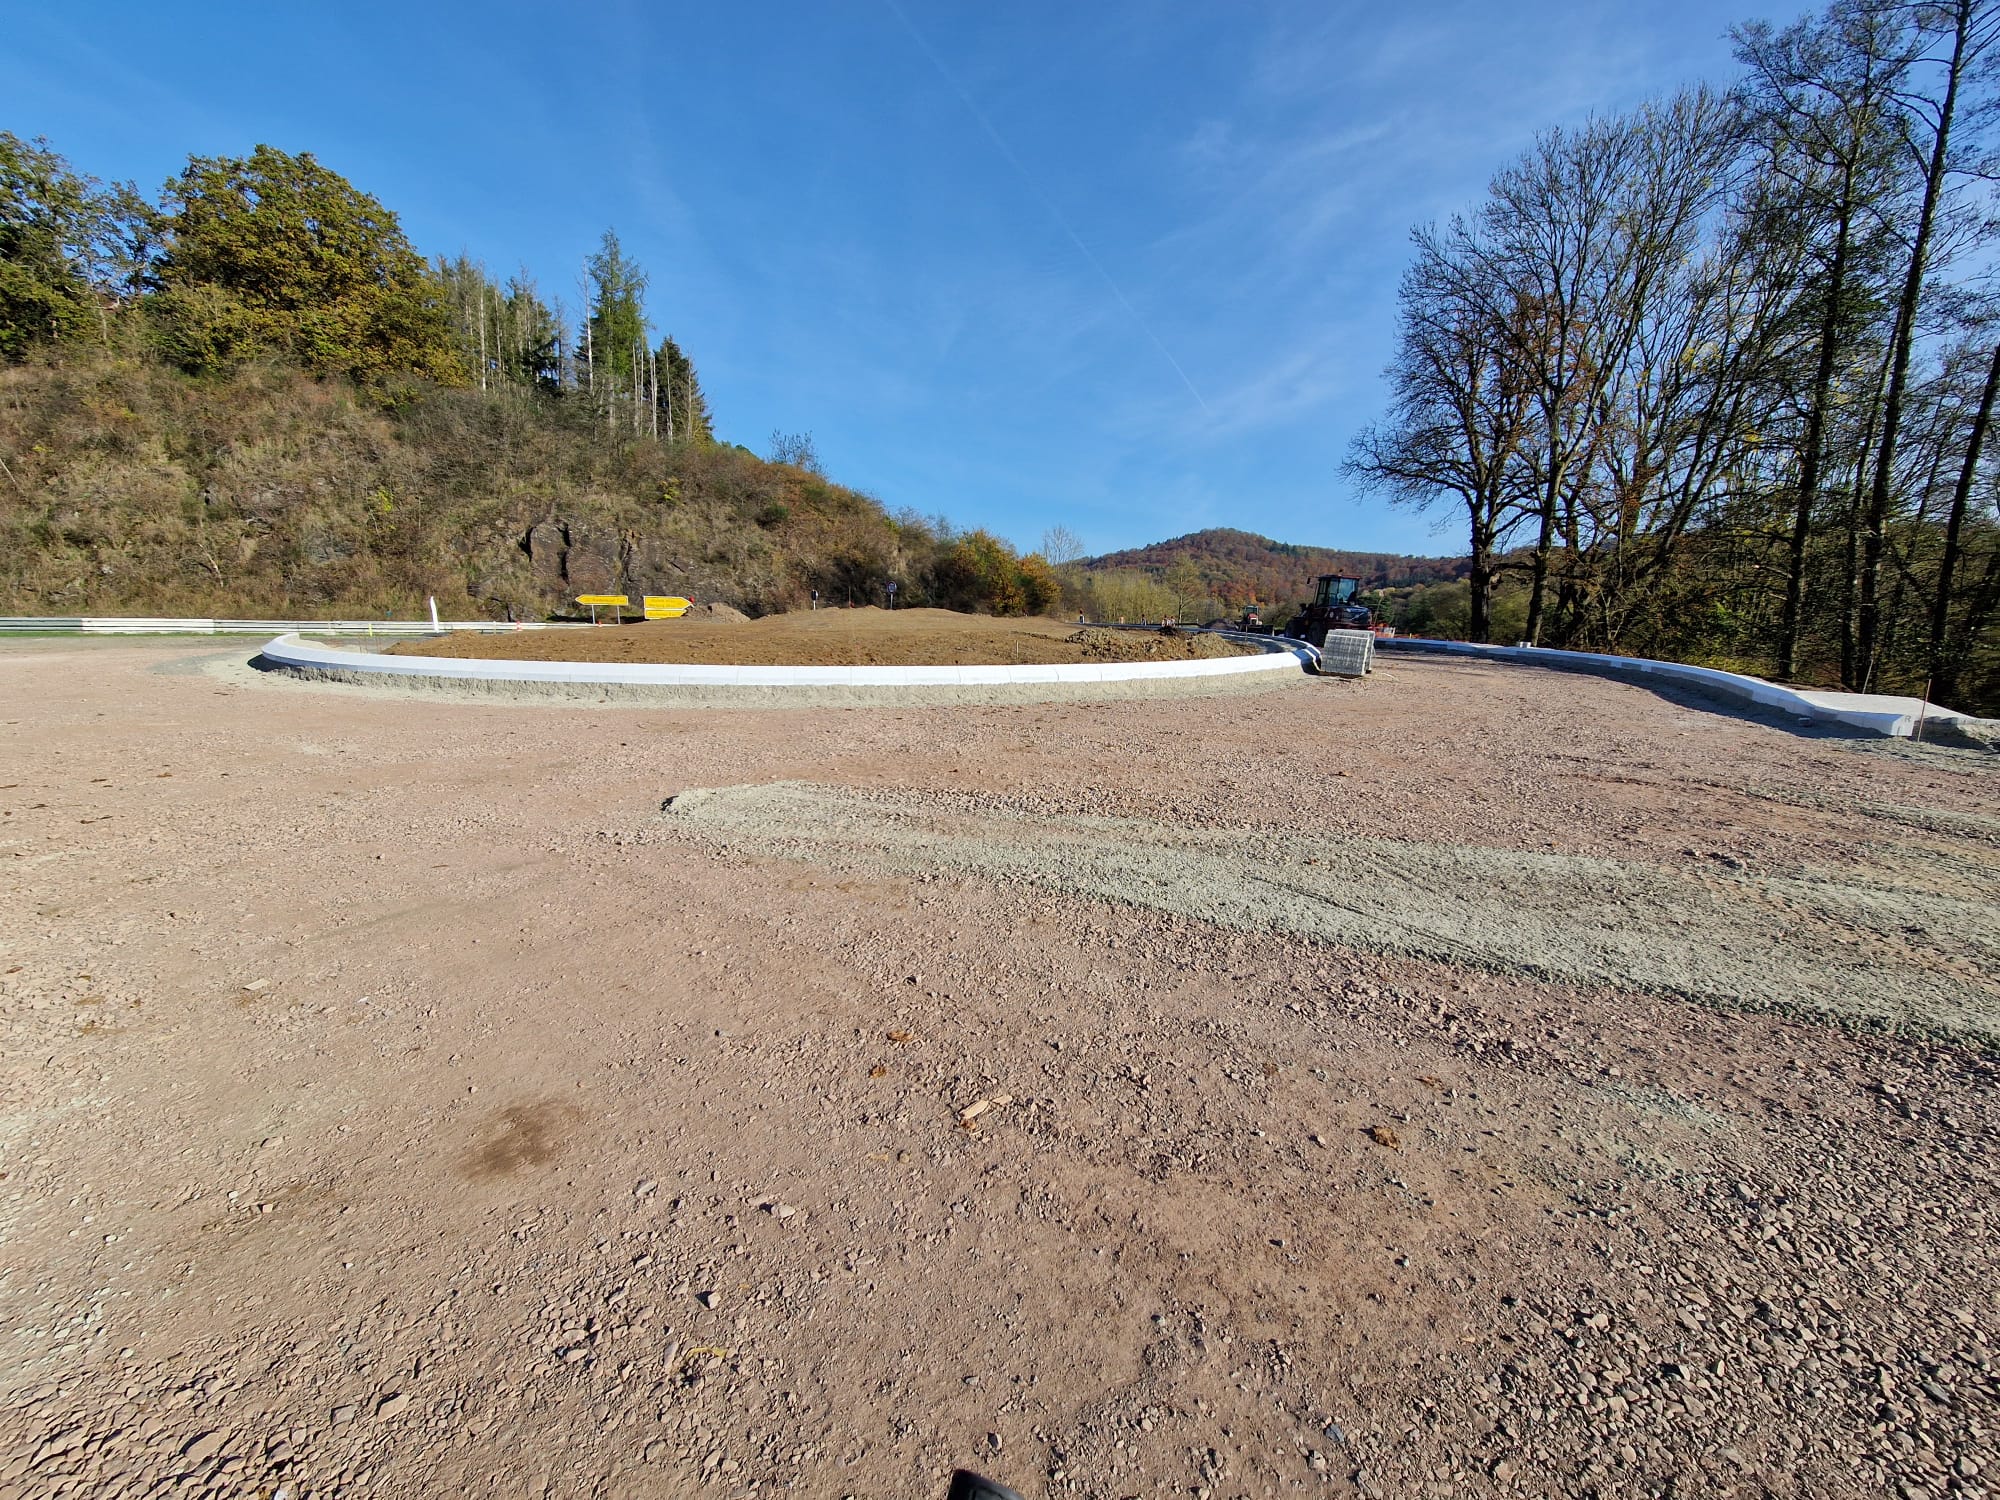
[{"left": 1082, "top": 528, "right": 1467, "bottom": 608}]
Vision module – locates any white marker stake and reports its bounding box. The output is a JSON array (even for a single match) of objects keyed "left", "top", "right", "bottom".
[{"left": 429, "top": 596, "right": 440, "bottom": 633}]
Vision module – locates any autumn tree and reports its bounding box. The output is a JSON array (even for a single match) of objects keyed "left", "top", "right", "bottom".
[
  {"left": 0, "top": 132, "right": 152, "bottom": 356},
  {"left": 1164, "top": 556, "right": 1205, "bottom": 619},
  {"left": 151, "top": 145, "right": 460, "bottom": 384}
]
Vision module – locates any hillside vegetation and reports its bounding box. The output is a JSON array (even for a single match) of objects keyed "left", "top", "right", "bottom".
[
  {"left": 0, "top": 352, "right": 966, "bottom": 618},
  {"left": 0, "top": 134, "right": 1059, "bottom": 619}
]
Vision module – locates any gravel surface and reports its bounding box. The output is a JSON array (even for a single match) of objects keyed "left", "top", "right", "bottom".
[{"left": 1, "top": 640, "right": 1994, "bottom": 1500}]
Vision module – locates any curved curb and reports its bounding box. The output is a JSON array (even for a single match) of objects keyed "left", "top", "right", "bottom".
[
  {"left": 0, "top": 616, "right": 580, "bottom": 636},
  {"left": 1377, "top": 636, "right": 1969, "bottom": 739},
  {"left": 254, "top": 631, "right": 1314, "bottom": 699}
]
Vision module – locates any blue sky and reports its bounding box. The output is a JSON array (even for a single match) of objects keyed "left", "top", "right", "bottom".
[{"left": 10, "top": 0, "right": 1758, "bottom": 558}]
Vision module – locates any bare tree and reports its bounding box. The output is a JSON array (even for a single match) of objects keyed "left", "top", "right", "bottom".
[
  {"left": 1038, "top": 525, "right": 1086, "bottom": 567},
  {"left": 770, "top": 430, "right": 822, "bottom": 472},
  {"left": 1857, "top": 0, "right": 2000, "bottom": 686},
  {"left": 1931, "top": 340, "right": 2000, "bottom": 698},
  {"left": 1345, "top": 226, "right": 1537, "bottom": 642},
  {"left": 1736, "top": 2, "right": 1915, "bottom": 677}
]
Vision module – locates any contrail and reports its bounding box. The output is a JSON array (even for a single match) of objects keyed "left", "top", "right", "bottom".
[{"left": 882, "top": 0, "right": 1211, "bottom": 416}]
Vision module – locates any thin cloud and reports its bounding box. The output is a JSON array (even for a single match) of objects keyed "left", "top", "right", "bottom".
[{"left": 880, "top": 0, "right": 1211, "bottom": 418}]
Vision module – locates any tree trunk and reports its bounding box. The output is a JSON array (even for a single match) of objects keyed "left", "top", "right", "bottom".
[
  {"left": 1525, "top": 462, "right": 1562, "bottom": 645},
  {"left": 1524, "top": 509, "right": 1554, "bottom": 645},
  {"left": 1468, "top": 534, "right": 1494, "bottom": 643},
  {"left": 1859, "top": 0, "right": 1970, "bottom": 689},
  {"left": 1842, "top": 462, "right": 1865, "bottom": 687},
  {"left": 1939, "top": 543, "right": 1999, "bottom": 706},
  {"left": 1779, "top": 215, "right": 1852, "bottom": 680},
  {"left": 1932, "top": 342, "right": 2000, "bottom": 702}
]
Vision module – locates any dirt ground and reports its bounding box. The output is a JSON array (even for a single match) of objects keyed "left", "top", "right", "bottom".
[
  {"left": 1, "top": 638, "right": 1995, "bottom": 1500},
  {"left": 387, "top": 608, "right": 1256, "bottom": 667}
]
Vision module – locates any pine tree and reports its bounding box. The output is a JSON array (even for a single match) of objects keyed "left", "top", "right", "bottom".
[
  {"left": 502, "top": 274, "right": 563, "bottom": 393},
  {"left": 585, "top": 229, "right": 647, "bottom": 426},
  {"left": 434, "top": 258, "right": 563, "bottom": 395},
  {"left": 657, "top": 335, "right": 713, "bottom": 442}
]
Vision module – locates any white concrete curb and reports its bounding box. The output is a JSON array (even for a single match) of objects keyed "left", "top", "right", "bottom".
[
  {"left": 1378, "top": 637, "right": 1973, "bottom": 739},
  {"left": 255, "top": 632, "right": 1314, "bottom": 690}
]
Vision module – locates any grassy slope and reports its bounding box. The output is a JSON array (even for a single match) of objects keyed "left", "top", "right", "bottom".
[{"left": 0, "top": 352, "right": 920, "bottom": 619}]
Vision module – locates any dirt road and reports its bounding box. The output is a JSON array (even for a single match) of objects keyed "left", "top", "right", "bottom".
[{"left": 1, "top": 640, "right": 1994, "bottom": 1499}]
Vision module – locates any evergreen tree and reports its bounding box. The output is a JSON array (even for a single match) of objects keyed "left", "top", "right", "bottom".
[
  {"left": 435, "top": 256, "right": 562, "bottom": 394},
  {"left": 503, "top": 274, "right": 563, "bottom": 393},
  {"left": 658, "top": 335, "right": 713, "bottom": 441},
  {"left": 585, "top": 229, "right": 647, "bottom": 424}
]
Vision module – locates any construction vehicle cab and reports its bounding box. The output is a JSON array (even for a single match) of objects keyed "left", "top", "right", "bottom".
[{"left": 1286, "top": 574, "right": 1372, "bottom": 647}]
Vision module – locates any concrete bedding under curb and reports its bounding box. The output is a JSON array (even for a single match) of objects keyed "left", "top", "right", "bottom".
[{"left": 253, "top": 630, "right": 1313, "bottom": 706}]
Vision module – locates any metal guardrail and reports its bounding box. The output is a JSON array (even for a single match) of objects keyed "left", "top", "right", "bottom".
[{"left": 0, "top": 617, "right": 579, "bottom": 636}]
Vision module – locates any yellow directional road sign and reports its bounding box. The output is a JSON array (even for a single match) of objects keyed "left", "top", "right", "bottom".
[
  {"left": 644, "top": 595, "right": 692, "bottom": 619},
  {"left": 576, "top": 594, "right": 630, "bottom": 607}
]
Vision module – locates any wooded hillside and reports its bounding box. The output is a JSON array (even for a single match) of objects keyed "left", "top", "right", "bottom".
[
  {"left": 0, "top": 134, "right": 1062, "bottom": 619},
  {"left": 1082, "top": 528, "right": 1466, "bottom": 610}
]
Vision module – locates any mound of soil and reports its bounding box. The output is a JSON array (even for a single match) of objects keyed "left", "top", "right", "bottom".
[
  {"left": 688, "top": 601, "right": 749, "bottom": 622},
  {"left": 386, "top": 608, "right": 1259, "bottom": 667},
  {"left": 1066, "top": 626, "right": 1252, "bottom": 662}
]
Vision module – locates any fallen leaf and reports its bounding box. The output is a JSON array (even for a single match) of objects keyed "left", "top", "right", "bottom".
[
  {"left": 1367, "top": 1124, "right": 1401, "bottom": 1149},
  {"left": 869, "top": 1064, "right": 887, "bottom": 1078},
  {"left": 886, "top": 1030, "right": 912, "bottom": 1045}
]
